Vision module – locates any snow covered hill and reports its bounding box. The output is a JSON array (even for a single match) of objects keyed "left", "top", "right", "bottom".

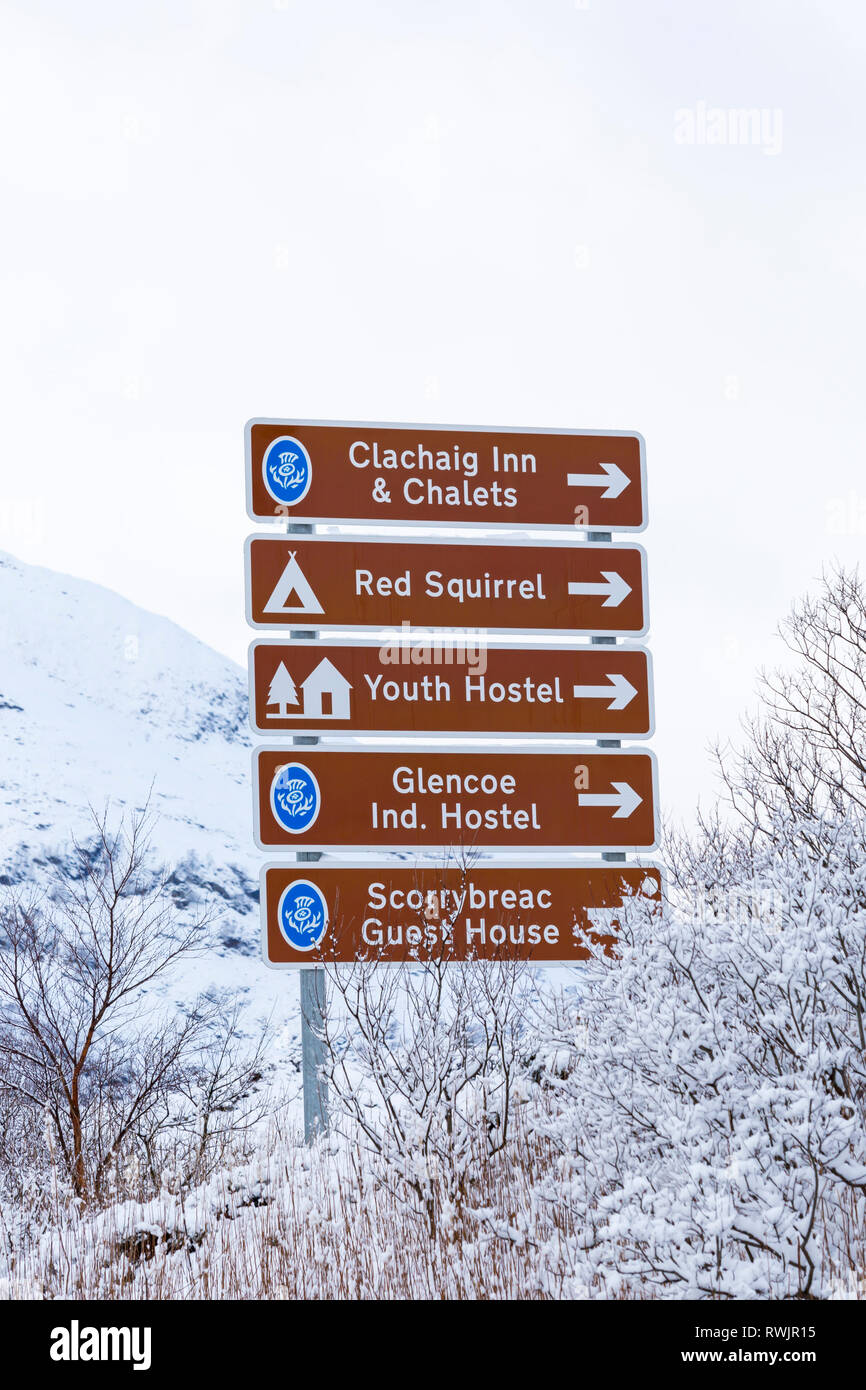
[{"left": 0, "top": 549, "right": 298, "bottom": 1050}]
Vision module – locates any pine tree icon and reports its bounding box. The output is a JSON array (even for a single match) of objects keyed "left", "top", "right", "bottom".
[{"left": 266, "top": 662, "right": 299, "bottom": 717}]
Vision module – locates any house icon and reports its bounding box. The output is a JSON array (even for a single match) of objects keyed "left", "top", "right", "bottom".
[{"left": 300, "top": 658, "right": 352, "bottom": 719}]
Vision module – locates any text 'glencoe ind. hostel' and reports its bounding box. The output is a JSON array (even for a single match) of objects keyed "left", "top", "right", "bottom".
[{"left": 244, "top": 418, "right": 660, "bottom": 966}]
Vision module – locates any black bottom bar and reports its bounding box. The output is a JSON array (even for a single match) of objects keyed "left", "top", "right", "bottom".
[{"left": 3, "top": 1295, "right": 856, "bottom": 1375}]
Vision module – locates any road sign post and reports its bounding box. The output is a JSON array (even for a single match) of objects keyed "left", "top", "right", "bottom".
[
  {"left": 244, "top": 418, "right": 657, "bottom": 1133},
  {"left": 253, "top": 747, "right": 658, "bottom": 854},
  {"left": 288, "top": 521, "right": 328, "bottom": 1143},
  {"left": 245, "top": 534, "right": 648, "bottom": 636},
  {"left": 261, "top": 862, "right": 662, "bottom": 967},
  {"left": 589, "top": 527, "right": 628, "bottom": 864},
  {"left": 249, "top": 639, "right": 653, "bottom": 740},
  {"left": 299, "top": 965, "right": 327, "bottom": 1142},
  {"left": 246, "top": 420, "right": 647, "bottom": 532}
]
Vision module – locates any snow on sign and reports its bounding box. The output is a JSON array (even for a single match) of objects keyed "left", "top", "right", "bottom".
[
  {"left": 260, "top": 862, "right": 663, "bottom": 966},
  {"left": 245, "top": 419, "right": 646, "bottom": 532},
  {"left": 245, "top": 535, "right": 648, "bottom": 637},
  {"left": 253, "top": 747, "right": 658, "bottom": 853},
  {"left": 248, "top": 639, "right": 653, "bottom": 739}
]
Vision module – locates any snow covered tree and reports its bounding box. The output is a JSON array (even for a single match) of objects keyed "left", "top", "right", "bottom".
[
  {"left": 522, "top": 567, "right": 866, "bottom": 1297},
  {"left": 0, "top": 808, "right": 264, "bottom": 1205},
  {"left": 711, "top": 565, "right": 866, "bottom": 849},
  {"left": 320, "top": 925, "right": 533, "bottom": 1242},
  {"left": 528, "top": 809, "right": 866, "bottom": 1298}
]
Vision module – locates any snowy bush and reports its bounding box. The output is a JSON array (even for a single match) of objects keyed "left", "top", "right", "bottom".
[
  {"left": 320, "top": 951, "right": 534, "bottom": 1241},
  {"left": 533, "top": 812, "right": 866, "bottom": 1298},
  {"left": 0, "top": 808, "right": 267, "bottom": 1208}
]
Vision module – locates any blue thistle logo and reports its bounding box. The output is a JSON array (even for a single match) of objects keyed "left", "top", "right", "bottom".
[
  {"left": 262, "top": 435, "right": 312, "bottom": 507},
  {"left": 270, "top": 762, "right": 320, "bottom": 835},
  {"left": 277, "top": 879, "right": 329, "bottom": 952}
]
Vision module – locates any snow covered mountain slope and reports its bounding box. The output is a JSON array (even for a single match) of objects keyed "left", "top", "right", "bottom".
[
  {"left": 0, "top": 549, "right": 298, "bottom": 1049},
  {"left": 0, "top": 550, "right": 249, "bottom": 864}
]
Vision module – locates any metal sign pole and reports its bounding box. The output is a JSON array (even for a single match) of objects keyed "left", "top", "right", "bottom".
[
  {"left": 299, "top": 955, "right": 328, "bottom": 1141},
  {"left": 590, "top": 528, "right": 627, "bottom": 866},
  {"left": 288, "top": 521, "right": 329, "bottom": 1141}
]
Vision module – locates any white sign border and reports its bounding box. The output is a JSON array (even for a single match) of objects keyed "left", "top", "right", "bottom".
[
  {"left": 259, "top": 856, "right": 665, "bottom": 970},
  {"left": 251, "top": 744, "right": 659, "bottom": 856},
  {"left": 247, "top": 637, "right": 655, "bottom": 741},
  {"left": 245, "top": 418, "right": 648, "bottom": 534},
  {"left": 244, "top": 532, "right": 650, "bottom": 638}
]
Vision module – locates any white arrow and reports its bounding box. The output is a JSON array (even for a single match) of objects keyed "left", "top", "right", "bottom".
[
  {"left": 568, "top": 571, "right": 632, "bottom": 608},
  {"left": 578, "top": 782, "right": 643, "bottom": 819},
  {"left": 572, "top": 673, "right": 638, "bottom": 710},
  {"left": 566, "top": 461, "right": 630, "bottom": 500}
]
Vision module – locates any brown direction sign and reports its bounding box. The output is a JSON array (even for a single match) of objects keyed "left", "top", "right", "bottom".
[
  {"left": 245, "top": 535, "right": 647, "bottom": 636},
  {"left": 261, "top": 861, "right": 662, "bottom": 966},
  {"left": 253, "top": 748, "right": 658, "bottom": 853},
  {"left": 245, "top": 419, "right": 646, "bottom": 533},
  {"left": 248, "top": 639, "right": 653, "bottom": 739}
]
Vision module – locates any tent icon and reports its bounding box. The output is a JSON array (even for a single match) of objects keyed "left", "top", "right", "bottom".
[{"left": 263, "top": 550, "right": 324, "bottom": 616}]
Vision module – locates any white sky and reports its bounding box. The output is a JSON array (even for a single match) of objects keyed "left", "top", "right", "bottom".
[{"left": 1, "top": 0, "right": 864, "bottom": 821}]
